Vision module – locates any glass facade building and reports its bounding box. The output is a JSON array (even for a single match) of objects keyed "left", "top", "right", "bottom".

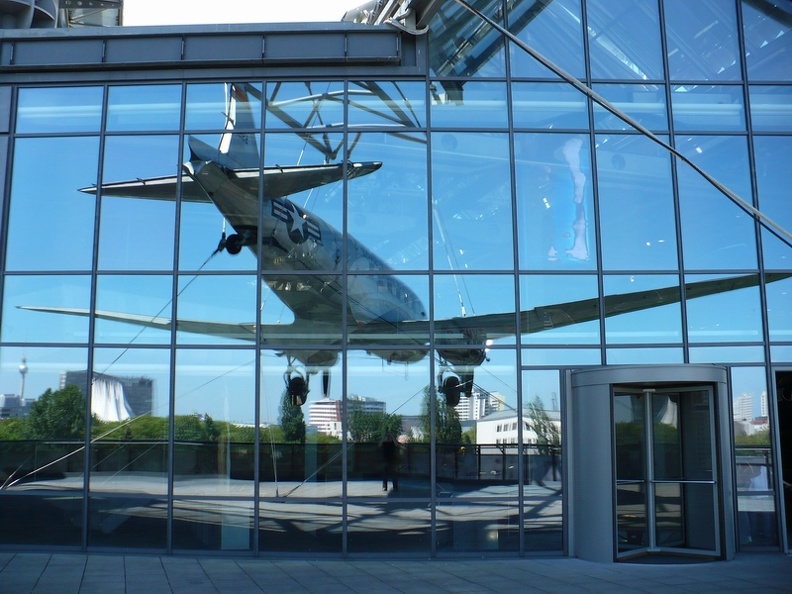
[{"left": 0, "top": 0, "right": 790, "bottom": 561}]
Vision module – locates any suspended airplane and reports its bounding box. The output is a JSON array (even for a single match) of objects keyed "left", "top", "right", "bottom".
[{"left": 19, "top": 83, "right": 791, "bottom": 407}]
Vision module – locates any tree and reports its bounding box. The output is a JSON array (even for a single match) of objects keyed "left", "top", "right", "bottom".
[
  {"left": 26, "top": 385, "right": 87, "bottom": 440},
  {"left": 525, "top": 396, "right": 560, "bottom": 453},
  {"left": 280, "top": 390, "right": 306, "bottom": 444},
  {"left": 348, "top": 398, "right": 402, "bottom": 442},
  {"left": 417, "top": 386, "right": 462, "bottom": 444}
]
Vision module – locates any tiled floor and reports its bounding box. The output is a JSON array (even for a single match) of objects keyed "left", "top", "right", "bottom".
[{"left": 0, "top": 551, "right": 789, "bottom": 593}]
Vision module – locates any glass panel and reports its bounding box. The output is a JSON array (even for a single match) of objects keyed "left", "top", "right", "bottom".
[
  {"left": 689, "top": 346, "right": 765, "bottom": 364},
  {"left": 178, "top": 132, "right": 259, "bottom": 273},
  {"left": 6, "top": 136, "right": 99, "bottom": 271},
  {"left": 685, "top": 274, "right": 764, "bottom": 343},
  {"left": 99, "top": 135, "right": 178, "bottom": 270},
  {"left": 173, "top": 499, "right": 253, "bottom": 551},
  {"left": 663, "top": 0, "right": 740, "bottom": 81},
  {"left": 754, "top": 136, "right": 792, "bottom": 268},
  {"left": 89, "top": 348, "right": 170, "bottom": 496},
  {"left": 742, "top": 1, "right": 792, "bottom": 82},
  {"left": 652, "top": 394, "right": 681, "bottom": 480},
  {"left": 606, "top": 347, "right": 684, "bottom": 365},
  {"left": 264, "top": 81, "right": 344, "bottom": 130},
  {"left": 0, "top": 495, "right": 82, "bottom": 546},
  {"left": 767, "top": 274, "right": 792, "bottom": 342},
  {"left": 516, "top": 133, "right": 594, "bottom": 270},
  {"left": 676, "top": 135, "right": 756, "bottom": 270},
  {"left": 519, "top": 274, "right": 600, "bottom": 344},
  {"left": 428, "top": 0, "right": 506, "bottom": 78},
  {"left": 176, "top": 275, "right": 258, "bottom": 346},
  {"left": 509, "top": 0, "right": 585, "bottom": 79},
  {"left": 614, "top": 391, "right": 647, "bottom": 553},
  {"left": 732, "top": 367, "right": 769, "bottom": 441},
  {"left": 347, "top": 80, "right": 426, "bottom": 128},
  {"left": 1, "top": 275, "right": 91, "bottom": 343},
  {"left": 596, "top": 134, "right": 677, "bottom": 270},
  {"left": 587, "top": 0, "right": 664, "bottom": 80},
  {"left": 16, "top": 86, "right": 102, "bottom": 133},
  {"left": 671, "top": 85, "right": 746, "bottom": 131},
  {"left": 173, "top": 349, "right": 256, "bottom": 497},
  {"left": 260, "top": 350, "right": 341, "bottom": 500},
  {"left": 106, "top": 84, "right": 182, "bottom": 131},
  {"left": 430, "top": 81, "right": 508, "bottom": 128},
  {"left": 94, "top": 275, "right": 174, "bottom": 345},
  {"left": 259, "top": 501, "right": 342, "bottom": 552},
  {"left": 186, "top": 82, "right": 262, "bottom": 131},
  {"left": 432, "top": 132, "right": 513, "bottom": 270},
  {"left": 347, "top": 502, "right": 431, "bottom": 553},
  {"left": 653, "top": 482, "right": 683, "bottom": 546},
  {"left": 436, "top": 501, "right": 519, "bottom": 552},
  {"left": 345, "top": 352, "right": 430, "bottom": 498},
  {"left": 604, "top": 275, "right": 682, "bottom": 345},
  {"left": 592, "top": 83, "right": 667, "bottom": 131},
  {"left": 749, "top": 86, "right": 792, "bottom": 131},
  {"left": 512, "top": 82, "right": 588, "bottom": 129},
  {"left": 88, "top": 497, "right": 167, "bottom": 549},
  {"left": 346, "top": 132, "right": 429, "bottom": 270},
  {"left": 522, "top": 347, "right": 601, "bottom": 366},
  {"left": 434, "top": 274, "right": 515, "bottom": 336}
]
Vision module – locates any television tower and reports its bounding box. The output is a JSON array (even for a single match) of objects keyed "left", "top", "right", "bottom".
[{"left": 19, "top": 355, "right": 28, "bottom": 399}]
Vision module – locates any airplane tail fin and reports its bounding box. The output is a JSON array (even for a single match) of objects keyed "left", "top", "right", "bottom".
[{"left": 189, "top": 83, "right": 261, "bottom": 169}]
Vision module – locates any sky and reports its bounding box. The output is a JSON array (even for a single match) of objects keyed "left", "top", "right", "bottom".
[{"left": 123, "top": 0, "right": 362, "bottom": 26}]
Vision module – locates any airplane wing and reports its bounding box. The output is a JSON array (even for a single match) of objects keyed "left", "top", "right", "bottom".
[
  {"left": 18, "top": 273, "right": 790, "bottom": 347},
  {"left": 79, "top": 161, "right": 382, "bottom": 202}
]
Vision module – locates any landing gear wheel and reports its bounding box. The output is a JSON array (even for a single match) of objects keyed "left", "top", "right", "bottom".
[
  {"left": 225, "top": 234, "right": 243, "bottom": 255},
  {"left": 287, "top": 376, "right": 308, "bottom": 406},
  {"left": 441, "top": 376, "right": 461, "bottom": 408}
]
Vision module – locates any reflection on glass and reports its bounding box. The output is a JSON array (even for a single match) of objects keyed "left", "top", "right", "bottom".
[
  {"left": 6, "top": 136, "right": 99, "bottom": 271},
  {"left": 663, "top": 0, "right": 740, "bottom": 81},
  {"left": 522, "top": 348, "right": 602, "bottom": 366},
  {"left": 513, "top": 82, "right": 588, "bottom": 130},
  {"left": 345, "top": 352, "right": 430, "bottom": 498},
  {"left": 587, "top": 0, "right": 664, "bottom": 80},
  {"left": 95, "top": 275, "right": 174, "bottom": 345},
  {"left": 509, "top": 0, "right": 585, "bottom": 79},
  {"left": 259, "top": 501, "right": 342, "bottom": 552},
  {"left": 767, "top": 275, "right": 792, "bottom": 342},
  {"left": 1, "top": 275, "right": 91, "bottom": 343},
  {"left": 676, "top": 135, "right": 756, "bottom": 270},
  {"left": 265, "top": 81, "right": 344, "bottom": 130},
  {"left": 89, "top": 348, "right": 170, "bottom": 495},
  {"left": 346, "top": 132, "right": 429, "bottom": 270},
  {"left": 750, "top": 86, "right": 792, "bottom": 131},
  {"left": 89, "top": 497, "right": 167, "bottom": 549},
  {"left": 520, "top": 274, "right": 599, "bottom": 344},
  {"left": 604, "top": 275, "right": 682, "bottom": 344},
  {"left": 428, "top": 0, "right": 506, "bottom": 78},
  {"left": 436, "top": 501, "right": 519, "bottom": 552},
  {"left": 430, "top": 81, "right": 508, "bottom": 128},
  {"left": 173, "top": 499, "right": 253, "bottom": 551},
  {"left": 100, "top": 135, "right": 178, "bottom": 270},
  {"left": 176, "top": 275, "right": 258, "bottom": 345},
  {"left": 186, "top": 82, "right": 262, "bottom": 130},
  {"left": 592, "top": 83, "right": 667, "bottom": 131},
  {"left": 689, "top": 346, "right": 765, "bottom": 364},
  {"left": 596, "top": 134, "right": 677, "bottom": 270},
  {"left": 671, "top": 84, "right": 746, "bottom": 131},
  {"left": 754, "top": 136, "right": 792, "bottom": 268},
  {"left": 516, "top": 133, "right": 594, "bottom": 270},
  {"left": 0, "top": 495, "right": 83, "bottom": 546},
  {"left": 432, "top": 132, "right": 513, "bottom": 270},
  {"left": 686, "top": 274, "right": 763, "bottom": 343},
  {"left": 106, "top": 84, "right": 182, "bottom": 131},
  {"left": 347, "top": 502, "right": 431, "bottom": 553},
  {"left": 607, "top": 347, "right": 684, "bottom": 365},
  {"left": 615, "top": 392, "right": 647, "bottom": 553},
  {"left": 742, "top": 1, "right": 792, "bottom": 82},
  {"left": 173, "top": 349, "right": 255, "bottom": 497},
  {"left": 16, "top": 86, "right": 102, "bottom": 133},
  {"left": 347, "top": 81, "right": 426, "bottom": 128}
]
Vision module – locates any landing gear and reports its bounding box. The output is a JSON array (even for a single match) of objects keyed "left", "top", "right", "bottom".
[
  {"left": 285, "top": 373, "right": 309, "bottom": 406},
  {"left": 438, "top": 370, "right": 475, "bottom": 408},
  {"left": 217, "top": 226, "right": 257, "bottom": 256}
]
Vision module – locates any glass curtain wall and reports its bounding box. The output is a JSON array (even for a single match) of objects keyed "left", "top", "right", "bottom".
[{"left": 0, "top": 0, "right": 791, "bottom": 555}]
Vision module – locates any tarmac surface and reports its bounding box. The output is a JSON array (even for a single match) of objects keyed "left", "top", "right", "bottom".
[{"left": 0, "top": 551, "right": 790, "bottom": 593}]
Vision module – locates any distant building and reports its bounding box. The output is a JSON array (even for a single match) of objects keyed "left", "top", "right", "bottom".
[
  {"left": 453, "top": 389, "right": 505, "bottom": 421},
  {"left": 61, "top": 370, "right": 153, "bottom": 421},
  {"left": 734, "top": 393, "right": 753, "bottom": 421},
  {"left": 307, "top": 398, "right": 342, "bottom": 436},
  {"left": 0, "top": 394, "right": 24, "bottom": 419}
]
